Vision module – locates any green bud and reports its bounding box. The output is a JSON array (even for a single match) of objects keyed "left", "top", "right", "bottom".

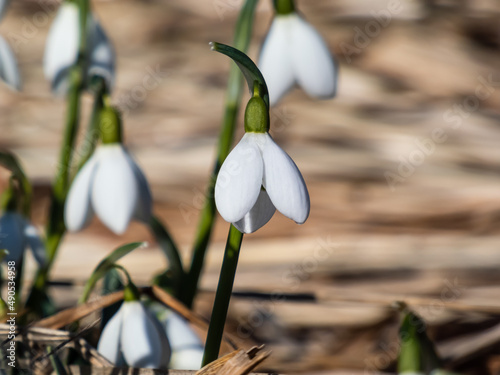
[
  {"left": 100, "top": 106, "right": 123, "bottom": 144},
  {"left": 274, "top": 0, "right": 295, "bottom": 15},
  {"left": 123, "top": 282, "right": 140, "bottom": 302},
  {"left": 244, "top": 96, "right": 269, "bottom": 133}
]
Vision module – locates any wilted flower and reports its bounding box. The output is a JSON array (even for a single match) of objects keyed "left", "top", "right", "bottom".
[
  {"left": 97, "top": 300, "right": 171, "bottom": 369},
  {"left": 0, "top": 212, "right": 45, "bottom": 265},
  {"left": 258, "top": 7, "right": 337, "bottom": 105},
  {"left": 65, "top": 143, "right": 152, "bottom": 235},
  {"left": 44, "top": 1, "right": 115, "bottom": 95}
]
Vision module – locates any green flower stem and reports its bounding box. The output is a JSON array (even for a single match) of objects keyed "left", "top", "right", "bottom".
[
  {"left": 149, "top": 215, "right": 184, "bottom": 297},
  {"left": 182, "top": 0, "right": 259, "bottom": 309},
  {"left": 26, "top": 66, "right": 83, "bottom": 316},
  {"left": 202, "top": 225, "right": 243, "bottom": 366}
]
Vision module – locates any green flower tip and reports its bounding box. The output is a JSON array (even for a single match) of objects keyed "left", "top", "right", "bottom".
[
  {"left": 244, "top": 95, "right": 269, "bottom": 133},
  {"left": 124, "top": 282, "right": 140, "bottom": 302},
  {"left": 100, "top": 106, "right": 123, "bottom": 144},
  {"left": 274, "top": 0, "right": 295, "bottom": 15}
]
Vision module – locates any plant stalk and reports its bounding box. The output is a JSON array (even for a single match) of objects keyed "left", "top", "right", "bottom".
[{"left": 201, "top": 225, "right": 243, "bottom": 366}]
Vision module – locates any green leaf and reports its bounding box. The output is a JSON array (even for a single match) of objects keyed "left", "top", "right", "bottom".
[
  {"left": 0, "top": 151, "right": 32, "bottom": 215},
  {"left": 79, "top": 242, "right": 146, "bottom": 303},
  {"left": 101, "top": 267, "right": 124, "bottom": 328},
  {"left": 210, "top": 42, "right": 269, "bottom": 108}
]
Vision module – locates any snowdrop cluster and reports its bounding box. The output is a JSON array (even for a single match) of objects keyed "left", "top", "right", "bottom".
[
  {"left": 98, "top": 299, "right": 171, "bottom": 369},
  {"left": 44, "top": 0, "right": 115, "bottom": 95},
  {"left": 65, "top": 107, "right": 152, "bottom": 235},
  {"left": 0, "top": 0, "right": 21, "bottom": 90},
  {"left": 258, "top": 2, "right": 337, "bottom": 105},
  {"left": 215, "top": 95, "right": 309, "bottom": 233}
]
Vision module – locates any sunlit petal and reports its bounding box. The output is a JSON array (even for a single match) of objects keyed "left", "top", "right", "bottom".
[
  {"left": 97, "top": 304, "right": 125, "bottom": 366},
  {"left": 261, "top": 134, "right": 309, "bottom": 224},
  {"left": 64, "top": 153, "right": 99, "bottom": 232},
  {"left": 233, "top": 189, "right": 275, "bottom": 234},
  {"left": 215, "top": 133, "right": 263, "bottom": 223},
  {"left": 258, "top": 15, "right": 295, "bottom": 106},
  {"left": 290, "top": 14, "right": 337, "bottom": 99},
  {"left": 43, "top": 2, "right": 80, "bottom": 95},
  {"left": 91, "top": 145, "right": 138, "bottom": 235}
]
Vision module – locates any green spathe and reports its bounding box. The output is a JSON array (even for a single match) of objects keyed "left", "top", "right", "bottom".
[
  {"left": 274, "top": 0, "right": 295, "bottom": 15},
  {"left": 100, "top": 106, "right": 122, "bottom": 144},
  {"left": 244, "top": 95, "right": 269, "bottom": 133}
]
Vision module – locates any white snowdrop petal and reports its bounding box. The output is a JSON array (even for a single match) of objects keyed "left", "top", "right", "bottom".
[
  {"left": 215, "top": 133, "right": 263, "bottom": 223},
  {"left": 261, "top": 134, "right": 310, "bottom": 224},
  {"left": 97, "top": 303, "right": 125, "bottom": 366},
  {"left": 91, "top": 145, "right": 138, "bottom": 235},
  {"left": 87, "top": 16, "right": 115, "bottom": 90},
  {"left": 43, "top": 2, "right": 80, "bottom": 94},
  {"left": 170, "top": 348, "right": 204, "bottom": 370},
  {"left": 24, "top": 223, "right": 46, "bottom": 266},
  {"left": 121, "top": 301, "right": 166, "bottom": 369},
  {"left": 234, "top": 189, "right": 275, "bottom": 234},
  {"left": 64, "top": 153, "right": 99, "bottom": 232},
  {"left": 165, "top": 311, "right": 202, "bottom": 350},
  {"left": 290, "top": 14, "right": 337, "bottom": 99},
  {"left": 258, "top": 15, "right": 295, "bottom": 106},
  {"left": 0, "top": 213, "right": 26, "bottom": 263},
  {"left": 0, "top": 0, "right": 9, "bottom": 22},
  {"left": 0, "top": 35, "right": 21, "bottom": 91},
  {"left": 124, "top": 152, "right": 152, "bottom": 223}
]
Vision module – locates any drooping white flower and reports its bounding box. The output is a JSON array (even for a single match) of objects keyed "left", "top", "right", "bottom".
[
  {"left": 44, "top": 1, "right": 115, "bottom": 95},
  {"left": 163, "top": 310, "right": 204, "bottom": 370},
  {"left": 97, "top": 300, "right": 171, "bottom": 369},
  {"left": 0, "top": 35, "right": 21, "bottom": 91},
  {"left": 215, "top": 132, "right": 309, "bottom": 233},
  {"left": 258, "top": 12, "right": 337, "bottom": 105},
  {"left": 0, "top": 212, "right": 45, "bottom": 265},
  {"left": 64, "top": 143, "right": 152, "bottom": 235}
]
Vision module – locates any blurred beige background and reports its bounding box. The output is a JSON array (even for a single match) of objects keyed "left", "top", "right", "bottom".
[{"left": 2, "top": 0, "right": 500, "bottom": 373}]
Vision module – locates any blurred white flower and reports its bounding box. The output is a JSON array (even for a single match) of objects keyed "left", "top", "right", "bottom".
[
  {"left": 163, "top": 311, "right": 204, "bottom": 370},
  {"left": 258, "top": 12, "right": 337, "bottom": 106},
  {"left": 0, "top": 212, "right": 45, "bottom": 265},
  {"left": 97, "top": 300, "right": 171, "bottom": 369},
  {"left": 0, "top": 0, "right": 9, "bottom": 22},
  {"left": 44, "top": 1, "right": 115, "bottom": 95},
  {"left": 64, "top": 143, "right": 152, "bottom": 235},
  {"left": 215, "top": 132, "right": 309, "bottom": 233},
  {"left": 0, "top": 35, "right": 21, "bottom": 91}
]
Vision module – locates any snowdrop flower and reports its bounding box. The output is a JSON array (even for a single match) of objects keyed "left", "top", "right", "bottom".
[
  {"left": 44, "top": 1, "right": 115, "bottom": 95},
  {"left": 258, "top": 0, "right": 337, "bottom": 105},
  {"left": 0, "top": 212, "right": 45, "bottom": 265},
  {"left": 64, "top": 107, "right": 152, "bottom": 235},
  {"left": 98, "top": 298, "right": 171, "bottom": 369},
  {"left": 215, "top": 95, "right": 309, "bottom": 233},
  {"left": 163, "top": 310, "right": 204, "bottom": 370}
]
